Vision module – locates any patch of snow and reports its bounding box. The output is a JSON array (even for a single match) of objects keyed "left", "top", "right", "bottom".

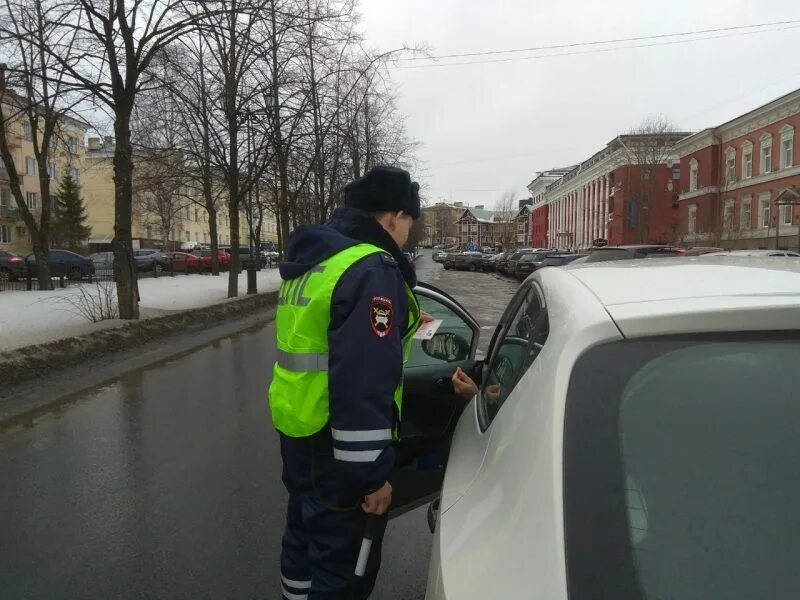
[{"left": 0, "top": 270, "right": 281, "bottom": 353}]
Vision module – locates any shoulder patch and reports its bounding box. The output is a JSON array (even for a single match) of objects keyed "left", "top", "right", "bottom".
[
  {"left": 369, "top": 296, "right": 394, "bottom": 338},
  {"left": 379, "top": 254, "right": 398, "bottom": 267}
]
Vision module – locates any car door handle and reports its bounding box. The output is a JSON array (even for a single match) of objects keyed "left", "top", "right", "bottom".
[{"left": 435, "top": 377, "right": 451, "bottom": 387}]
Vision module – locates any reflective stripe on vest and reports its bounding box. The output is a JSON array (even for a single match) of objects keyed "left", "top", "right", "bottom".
[{"left": 269, "top": 243, "right": 421, "bottom": 438}]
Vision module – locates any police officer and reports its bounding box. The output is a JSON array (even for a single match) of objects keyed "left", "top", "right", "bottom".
[{"left": 269, "top": 166, "right": 425, "bottom": 599}]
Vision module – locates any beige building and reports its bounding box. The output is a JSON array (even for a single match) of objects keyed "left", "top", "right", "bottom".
[
  {"left": 0, "top": 100, "right": 88, "bottom": 255},
  {"left": 422, "top": 202, "right": 462, "bottom": 247},
  {"left": 83, "top": 137, "right": 277, "bottom": 251}
]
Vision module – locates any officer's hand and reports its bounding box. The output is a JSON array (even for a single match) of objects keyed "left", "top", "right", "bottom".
[
  {"left": 452, "top": 367, "right": 479, "bottom": 400},
  {"left": 362, "top": 481, "right": 393, "bottom": 515},
  {"left": 420, "top": 310, "right": 434, "bottom": 323}
]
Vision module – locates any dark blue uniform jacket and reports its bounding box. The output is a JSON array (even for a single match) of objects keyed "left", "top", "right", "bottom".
[{"left": 278, "top": 207, "right": 417, "bottom": 507}]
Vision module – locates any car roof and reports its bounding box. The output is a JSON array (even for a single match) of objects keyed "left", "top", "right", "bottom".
[
  {"left": 707, "top": 249, "right": 799, "bottom": 256},
  {"left": 559, "top": 257, "right": 800, "bottom": 336}
]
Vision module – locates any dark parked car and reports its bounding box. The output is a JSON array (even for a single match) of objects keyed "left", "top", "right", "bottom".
[
  {"left": 223, "top": 245, "right": 263, "bottom": 267},
  {"left": 481, "top": 252, "right": 506, "bottom": 271},
  {"left": 540, "top": 254, "right": 588, "bottom": 268},
  {"left": 0, "top": 250, "right": 26, "bottom": 281},
  {"left": 453, "top": 252, "right": 485, "bottom": 272},
  {"left": 504, "top": 248, "right": 538, "bottom": 276},
  {"left": 442, "top": 253, "right": 457, "bottom": 270},
  {"left": 90, "top": 251, "right": 115, "bottom": 270},
  {"left": 134, "top": 249, "right": 171, "bottom": 274},
  {"left": 512, "top": 251, "right": 564, "bottom": 280},
  {"left": 25, "top": 249, "right": 95, "bottom": 280},
  {"left": 583, "top": 244, "right": 685, "bottom": 263}
]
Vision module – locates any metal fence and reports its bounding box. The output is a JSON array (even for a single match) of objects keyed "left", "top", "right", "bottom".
[{"left": 0, "top": 256, "right": 279, "bottom": 293}]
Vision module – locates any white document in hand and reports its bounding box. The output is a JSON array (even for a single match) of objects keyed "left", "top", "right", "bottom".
[{"left": 413, "top": 319, "right": 443, "bottom": 341}]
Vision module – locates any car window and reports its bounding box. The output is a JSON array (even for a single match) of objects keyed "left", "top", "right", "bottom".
[
  {"left": 479, "top": 283, "right": 548, "bottom": 429},
  {"left": 564, "top": 335, "right": 800, "bottom": 600},
  {"left": 405, "top": 293, "right": 475, "bottom": 369}
]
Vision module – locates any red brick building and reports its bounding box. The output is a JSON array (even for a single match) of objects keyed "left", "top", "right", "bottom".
[
  {"left": 673, "top": 89, "right": 800, "bottom": 250},
  {"left": 527, "top": 168, "right": 572, "bottom": 249},
  {"left": 542, "top": 133, "right": 690, "bottom": 249}
]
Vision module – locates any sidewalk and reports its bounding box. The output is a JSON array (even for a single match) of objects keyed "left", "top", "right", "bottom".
[{"left": 0, "top": 270, "right": 281, "bottom": 353}]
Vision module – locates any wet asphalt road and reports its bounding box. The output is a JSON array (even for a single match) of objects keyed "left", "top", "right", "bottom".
[{"left": 0, "top": 252, "right": 518, "bottom": 600}]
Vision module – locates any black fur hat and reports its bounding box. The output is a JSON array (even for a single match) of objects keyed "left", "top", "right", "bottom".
[{"left": 343, "top": 166, "right": 421, "bottom": 220}]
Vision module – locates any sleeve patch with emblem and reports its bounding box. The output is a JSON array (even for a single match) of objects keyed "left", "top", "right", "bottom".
[{"left": 369, "top": 296, "right": 394, "bottom": 338}]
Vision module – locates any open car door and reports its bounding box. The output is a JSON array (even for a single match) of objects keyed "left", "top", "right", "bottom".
[{"left": 388, "top": 282, "right": 481, "bottom": 519}]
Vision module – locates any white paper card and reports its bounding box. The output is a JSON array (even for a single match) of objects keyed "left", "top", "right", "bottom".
[{"left": 413, "top": 319, "right": 443, "bottom": 340}]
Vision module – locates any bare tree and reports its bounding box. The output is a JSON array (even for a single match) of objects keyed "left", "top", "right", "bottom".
[
  {"left": 40, "top": 0, "right": 216, "bottom": 318},
  {"left": 621, "top": 115, "right": 683, "bottom": 244},
  {"left": 493, "top": 191, "right": 518, "bottom": 251},
  {"left": 0, "top": 0, "right": 86, "bottom": 290}
]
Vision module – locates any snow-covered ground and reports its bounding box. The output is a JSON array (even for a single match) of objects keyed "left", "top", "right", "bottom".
[{"left": 0, "top": 270, "right": 282, "bottom": 353}]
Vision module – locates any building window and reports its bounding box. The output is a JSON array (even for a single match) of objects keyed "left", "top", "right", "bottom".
[
  {"left": 69, "top": 167, "right": 80, "bottom": 184},
  {"left": 67, "top": 136, "right": 78, "bottom": 154},
  {"left": 743, "top": 144, "right": 753, "bottom": 179},
  {"left": 759, "top": 193, "right": 771, "bottom": 228},
  {"left": 194, "top": 208, "right": 199, "bottom": 222},
  {"left": 723, "top": 199, "right": 734, "bottom": 231},
  {"left": 689, "top": 159, "right": 698, "bottom": 192},
  {"left": 740, "top": 197, "right": 752, "bottom": 230},
  {"left": 25, "top": 156, "right": 37, "bottom": 176},
  {"left": 780, "top": 126, "right": 794, "bottom": 170},
  {"left": 48, "top": 163, "right": 57, "bottom": 180},
  {"left": 687, "top": 204, "right": 697, "bottom": 234},
  {"left": 725, "top": 148, "right": 735, "bottom": 183},
  {"left": 26, "top": 192, "right": 38, "bottom": 210},
  {"left": 22, "top": 122, "right": 33, "bottom": 141},
  {"left": 760, "top": 134, "right": 773, "bottom": 175},
  {"left": 781, "top": 204, "right": 792, "bottom": 226},
  {"left": 0, "top": 224, "right": 11, "bottom": 244},
  {"left": 0, "top": 187, "right": 10, "bottom": 208}
]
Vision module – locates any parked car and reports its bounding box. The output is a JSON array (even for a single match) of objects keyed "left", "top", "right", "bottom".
[
  {"left": 165, "top": 251, "right": 202, "bottom": 273},
  {"left": 540, "top": 253, "right": 588, "bottom": 268},
  {"left": 502, "top": 248, "right": 537, "bottom": 275},
  {"left": 706, "top": 249, "right": 800, "bottom": 257},
  {"left": 133, "top": 249, "right": 171, "bottom": 274},
  {"left": 223, "top": 245, "right": 263, "bottom": 267},
  {"left": 480, "top": 252, "right": 506, "bottom": 271},
  {"left": 0, "top": 250, "right": 26, "bottom": 281},
  {"left": 432, "top": 250, "right": 448, "bottom": 263},
  {"left": 198, "top": 249, "right": 231, "bottom": 272},
  {"left": 179, "top": 241, "right": 201, "bottom": 252},
  {"left": 453, "top": 252, "right": 485, "bottom": 272},
  {"left": 583, "top": 244, "right": 685, "bottom": 263},
  {"left": 442, "top": 253, "right": 457, "bottom": 270},
  {"left": 512, "top": 250, "right": 564, "bottom": 279},
  {"left": 495, "top": 252, "right": 512, "bottom": 274},
  {"left": 514, "top": 252, "right": 586, "bottom": 278},
  {"left": 393, "top": 260, "right": 800, "bottom": 599},
  {"left": 24, "top": 249, "right": 95, "bottom": 280},
  {"left": 90, "top": 252, "right": 115, "bottom": 275}
]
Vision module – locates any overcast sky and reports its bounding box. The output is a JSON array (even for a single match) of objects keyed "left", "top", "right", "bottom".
[{"left": 359, "top": 0, "right": 800, "bottom": 209}]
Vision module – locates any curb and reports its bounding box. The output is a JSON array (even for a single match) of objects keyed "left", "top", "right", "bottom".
[{"left": 0, "top": 292, "right": 278, "bottom": 432}]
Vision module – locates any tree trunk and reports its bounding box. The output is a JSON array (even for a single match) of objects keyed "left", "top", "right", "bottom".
[
  {"left": 208, "top": 204, "right": 220, "bottom": 276},
  {"left": 112, "top": 106, "right": 140, "bottom": 319}
]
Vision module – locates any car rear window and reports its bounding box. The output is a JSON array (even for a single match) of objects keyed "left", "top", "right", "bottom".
[{"left": 564, "top": 334, "right": 800, "bottom": 600}]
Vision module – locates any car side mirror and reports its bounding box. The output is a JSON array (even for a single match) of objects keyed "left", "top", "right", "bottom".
[{"left": 421, "top": 331, "right": 471, "bottom": 362}]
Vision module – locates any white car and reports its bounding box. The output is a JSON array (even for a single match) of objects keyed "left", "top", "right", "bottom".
[
  {"left": 706, "top": 249, "right": 800, "bottom": 257},
  {"left": 394, "top": 258, "right": 800, "bottom": 599}
]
